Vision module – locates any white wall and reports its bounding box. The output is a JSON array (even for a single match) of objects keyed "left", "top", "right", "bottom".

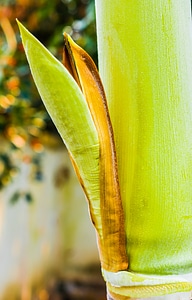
[{"left": 0, "top": 144, "right": 100, "bottom": 298}]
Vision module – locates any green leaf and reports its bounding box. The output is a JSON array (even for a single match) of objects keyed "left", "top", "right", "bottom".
[{"left": 17, "top": 20, "right": 101, "bottom": 234}]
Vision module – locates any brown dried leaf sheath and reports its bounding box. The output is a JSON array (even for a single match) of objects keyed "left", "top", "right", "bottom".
[{"left": 63, "top": 33, "right": 128, "bottom": 272}]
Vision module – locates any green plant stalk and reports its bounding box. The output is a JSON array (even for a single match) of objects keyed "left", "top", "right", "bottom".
[{"left": 95, "top": 0, "right": 192, "bottom": 297}]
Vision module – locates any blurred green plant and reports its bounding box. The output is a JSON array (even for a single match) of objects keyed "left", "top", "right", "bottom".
[{"left": 0, "top": 0, "right": 96, "bottom": 189}]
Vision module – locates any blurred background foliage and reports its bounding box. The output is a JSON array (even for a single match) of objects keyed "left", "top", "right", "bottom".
[{"left": 0, "top": 0, "right": 97, "bottom": 190}]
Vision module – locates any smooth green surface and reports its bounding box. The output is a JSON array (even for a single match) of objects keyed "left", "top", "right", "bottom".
[
  {"left": 17, "top": 21, "right": 102, "bottom": 236},
  {"left": 95, "top": 0, "right": 192, "bottom": 275}
]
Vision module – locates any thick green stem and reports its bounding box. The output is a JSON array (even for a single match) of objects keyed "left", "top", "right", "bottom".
[{"left": 95, "top": 0, "right": 192, "bottom": 297}]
